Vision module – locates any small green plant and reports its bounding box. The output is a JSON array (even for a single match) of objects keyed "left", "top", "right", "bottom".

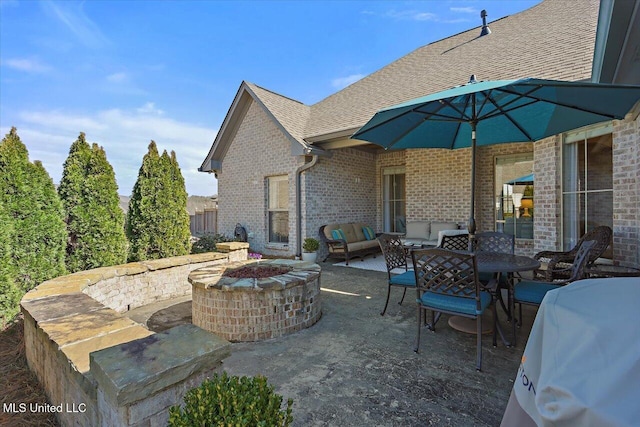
[
  {"left": 302, "top": 237, "right": 319, "bottom": 253},
  {"left": 168, "top": 372, "right": 293, "bottom": 427},
  {"left": 190, "top": 233, "right": 232, "bottom": 254}
]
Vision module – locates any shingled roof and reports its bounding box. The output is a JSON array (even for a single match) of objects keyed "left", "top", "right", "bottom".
[{"left": 201, "top": 0, "right": 598, "bottom": 170}]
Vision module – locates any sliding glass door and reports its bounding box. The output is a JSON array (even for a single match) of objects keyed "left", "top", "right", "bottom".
[{"left": 382, "top": 167, "right": 406, "bottom": 233}]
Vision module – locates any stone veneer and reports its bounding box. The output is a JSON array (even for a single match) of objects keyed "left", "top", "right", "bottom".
[
  {"left": 189, "top": 259, "right": 322, "bottom": 342},
  {"left": 20, "top": 242, "right": 249, "bottom": 427}
]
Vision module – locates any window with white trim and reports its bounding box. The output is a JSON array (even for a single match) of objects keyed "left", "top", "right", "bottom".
[
  {"left": 267, "top": 175, "right": 289, "bottom": 244},
  {"left": 382, "top": 166, "right": 406, "bottom": 233},
  {"left": 562, "top": 123, "right": 613, "bottom": 257},
  {"left": 494, "top": 153, "right": 534, "bottom": 239}
]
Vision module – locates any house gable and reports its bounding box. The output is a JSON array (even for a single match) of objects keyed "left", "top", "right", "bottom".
[{"left": 199, "top": 81, "right": 323, "bottom": 174}]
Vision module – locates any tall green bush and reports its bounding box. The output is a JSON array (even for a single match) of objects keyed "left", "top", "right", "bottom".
[
  {"left": 0, "top": 205, "right": 21, "bottom": 327},
  {"left": 126, "top": 141, "right": 190, "bottom": 261},
  {"left": 0, "top": 127, "right": 66, "bottom": 296},
  {"left": 58, "top": 133, "right": 127, "bottom": 272},
  {"left": 168, "top": 372, "right": 293, "bottom": 427}
]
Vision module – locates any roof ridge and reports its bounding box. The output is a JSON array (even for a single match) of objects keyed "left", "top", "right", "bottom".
[{"left": 248, "top": 82, "right": 306, "bottom": 106}]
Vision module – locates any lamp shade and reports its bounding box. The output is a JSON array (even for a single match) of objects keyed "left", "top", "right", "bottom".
[{"left": 512, "top": 193, "right": 523, "bottom": 208}]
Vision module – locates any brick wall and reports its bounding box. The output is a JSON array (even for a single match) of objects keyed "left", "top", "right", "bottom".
[
  {"left": 303, "top": 148, "right": 377, "bottom": 260},
  {"left": 612, "top": 113, "right": 640, "bottom": 265},
  {"left": 532, "top": 136, "right": 561, "bottom": 253},
  {"left": 217, "top": 100, "right": 299, "bottom": 256}
]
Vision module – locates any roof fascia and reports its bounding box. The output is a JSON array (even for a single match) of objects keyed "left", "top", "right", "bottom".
[
  {"left": 243, "top": 85, "right": 330, "bottom": 157},
  {"left": 592, "top": 0, "right": 640, "bottom": 83},
  {"left": 199, "top": 82, "right": 253, "bottom": 172}
]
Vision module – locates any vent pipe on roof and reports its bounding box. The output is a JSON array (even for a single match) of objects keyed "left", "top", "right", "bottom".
[{"left": 480, "top": 10, "right": 491, "bottom": 36}]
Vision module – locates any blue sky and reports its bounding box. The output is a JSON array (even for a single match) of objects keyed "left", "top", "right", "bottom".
[{"left": 1, "top": 0, "right": 540, "bottom": 196}]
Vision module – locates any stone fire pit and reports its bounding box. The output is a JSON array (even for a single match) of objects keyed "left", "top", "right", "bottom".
[{"left": 189, "top": 259, "right": 321, "bottom": 342}]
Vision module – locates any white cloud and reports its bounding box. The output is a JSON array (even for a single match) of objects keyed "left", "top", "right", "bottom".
[
  {"left": 136, "top": 102, "right": 164, "bottom": 115},
  {"left": 450, "top": 7, "right": 478, "bottom": 14},
  {"left": 42, "top": 1, "right": 110, "bottom": 48},
  {"left": 8, "top": 105, "right": 219, "bottom": 196},
  {"left": 331, "top": 74, "right": 365, "bottom": 89},
  {"left": 4, "top": 58, "right": 51, "bottom": 73},
  {"left": 361, "top": 8, "right": 439, "bottom": 22}
]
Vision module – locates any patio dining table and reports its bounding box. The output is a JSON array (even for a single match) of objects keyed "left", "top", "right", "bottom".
[{"left": 448, "top": 251, "right": 540, "bottom": 346}]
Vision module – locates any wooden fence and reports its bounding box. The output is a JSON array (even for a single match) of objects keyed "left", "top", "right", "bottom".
[{"left": 190, "top": 208, "right": 218, "bottom": 236}]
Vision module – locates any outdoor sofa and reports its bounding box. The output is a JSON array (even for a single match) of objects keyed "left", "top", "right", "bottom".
[
  {"left": 402, "top": 220, "right": 465, "bottom": 247},
  {"left": 319, "top": 222, "right": 381, "bottom": 265}
]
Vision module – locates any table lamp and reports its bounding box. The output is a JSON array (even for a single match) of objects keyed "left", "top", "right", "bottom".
[
  {"left": 521, "top": 198, "right": 533, "bottom": 217},
  {"left": 512, "top": 193, "right": 523, "bottom": 218}
]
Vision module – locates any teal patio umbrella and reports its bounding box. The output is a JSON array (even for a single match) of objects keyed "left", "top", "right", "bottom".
[
  {"left": 352, "top": 76, "right": 640, "bottom": 236},
  {"left": 506, "top": 173, "right": 534, "bottom": 185}
]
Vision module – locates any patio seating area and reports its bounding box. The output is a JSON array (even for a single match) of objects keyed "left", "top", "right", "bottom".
[{"left": 137, "top": 261, "right": 538, "bottom": 426}]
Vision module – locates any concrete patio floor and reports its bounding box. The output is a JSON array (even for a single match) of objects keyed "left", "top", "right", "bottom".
[{"left": 129, "top": 261, "right": 538, "bottom": 427}]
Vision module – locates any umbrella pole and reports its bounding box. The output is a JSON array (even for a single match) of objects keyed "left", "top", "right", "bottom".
[{"left": 468, "top": 110, "right": 477, "bottom": 251}]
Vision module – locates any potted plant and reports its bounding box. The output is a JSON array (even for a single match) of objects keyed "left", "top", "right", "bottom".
[{"left": 301, "top": 237, "right": 319, "bottom": 262}]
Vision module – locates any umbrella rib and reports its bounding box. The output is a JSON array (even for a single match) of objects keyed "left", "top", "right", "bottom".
[
  {"left": 494, "top": 86, "right": 623, "bottom": 119},
  {"left": 353, "top": 99, "right": 451, "bottom": 140},
  {"left": 484, "top": 94, "right": 535, "bottom": 140}
]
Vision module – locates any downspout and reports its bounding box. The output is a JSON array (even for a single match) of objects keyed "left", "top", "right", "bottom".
[{"left": 295, "top": 155, "right": 319, "bottom": 258}]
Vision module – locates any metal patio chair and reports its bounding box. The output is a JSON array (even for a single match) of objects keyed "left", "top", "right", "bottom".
[
  {"left": 515, "top": 240, "right": 596, "bottom": 327},
  {"left": 439, "top": 233, "right": 469, "bottom": 251},
  {"left": 474, "top": 232, "right": 515, "bottom": 316},
  {"left": 411, "top": 248, "right": 495, "bottom": 371},
  {"left": 377, "top": 234, "right": 416, "bottom": 316}
]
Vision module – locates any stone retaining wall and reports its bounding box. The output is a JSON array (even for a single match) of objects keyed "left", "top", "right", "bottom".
[{"left": 20, "top": 242, "right": 248, "bottom": 427}]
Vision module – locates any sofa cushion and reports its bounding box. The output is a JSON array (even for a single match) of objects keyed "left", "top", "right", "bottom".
[
  {"left": 405, "top": 221, "right": 430, "bottom": 239},
  {"left": 352, "top": 223, "right": 368, "bottom": 242},
  {"left": 339, "top": 223, "right": 360, "bottom": 243},
  {"left": 362, "top": 226, "right": 376, "bottom": 240},
  {"left": 430, "top": 221, "right": 459, "bottom": 241},
  {"left": 323, "top": 224, "right": 341, "bottom": 240},
  {"left": 331, "top": 229, "right": 346, "bottom": 241}
]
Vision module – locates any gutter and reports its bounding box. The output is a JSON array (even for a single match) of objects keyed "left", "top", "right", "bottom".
[{"left": 295, "top": 155, "right": 319, "bottom": 258}]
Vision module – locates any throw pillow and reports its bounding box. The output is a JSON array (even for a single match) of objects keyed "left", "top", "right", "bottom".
[
  {"left": 362, "top": 226, "right": 376, "bottom": 240},
  {"left": 331, "top": 229, "right": 346, "bottom": 241}
]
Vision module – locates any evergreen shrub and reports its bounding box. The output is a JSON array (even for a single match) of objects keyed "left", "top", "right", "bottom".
[
  {"left": 190, "top": 233, "right": 232, "bottom": 254},
  {"left": 168, "top": 372, "right": 293, "bottom": 427}
]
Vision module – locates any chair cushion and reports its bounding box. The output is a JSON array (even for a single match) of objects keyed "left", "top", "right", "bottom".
[
  {"left": 362, "top": 226, "right": 376, "bottom": 240},
  {"left": 515, "top": 281, "right": 561, "bottom": 304},
  {"left": 430, "top": 222, "right": 459, "bottom": 241},
  {"left": 419, "top": 291, "right": 491, "bottom": 315},
  {"left": 331, "top": 229, "right": 346, "bottom": 241},
  {"left": 390, "top": 270, "right": 416, "bottom": 286}
]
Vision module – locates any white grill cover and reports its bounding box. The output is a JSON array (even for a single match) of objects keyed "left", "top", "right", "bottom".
[{"left": 501, "top": 277, "right": 640, "bottom": 427}]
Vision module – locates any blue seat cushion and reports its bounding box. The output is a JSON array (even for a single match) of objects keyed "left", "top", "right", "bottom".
[
  {"left": 515, "top": 281, "right": 561, "bottom": 304},
  {"left": 418, "top": 291, "right": 491, "bottom": 315},
  {"left": 390, "top": 270, "right": 416, "bottom": 287}
]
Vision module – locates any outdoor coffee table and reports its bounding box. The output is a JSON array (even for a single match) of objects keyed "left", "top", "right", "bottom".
[{"left": 447, "top": 252, "right": 541, "bottom": 347}]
